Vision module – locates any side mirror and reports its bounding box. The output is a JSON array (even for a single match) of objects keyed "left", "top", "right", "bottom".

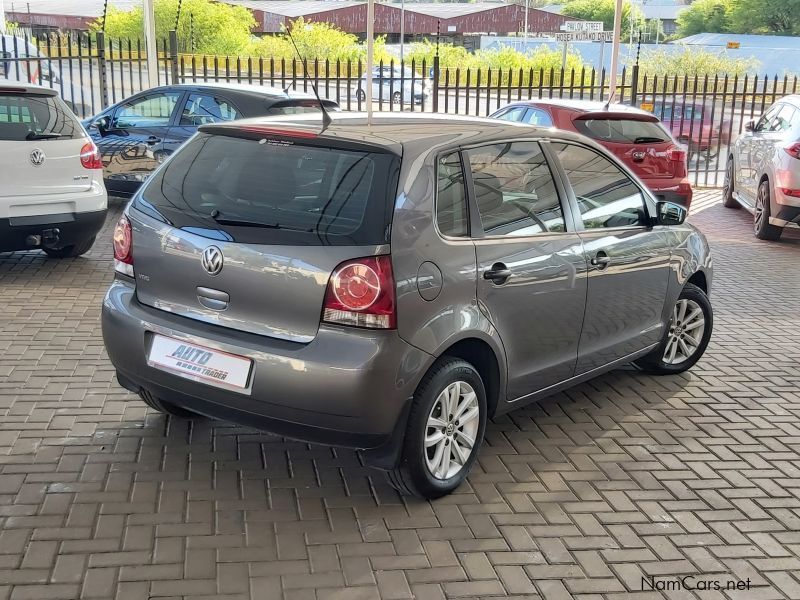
[
  {"left": 655, "top": 201, "right": 687, "bottom": 226},
  {"left": 94, "top": 116, "right": 110, "bottom": 135},
  {"left": 745, "top": 119, "right": 756, "bottom": 132}
]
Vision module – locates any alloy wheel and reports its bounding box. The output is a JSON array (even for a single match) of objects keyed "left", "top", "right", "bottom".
[
  {"left": 424, "top": 381, "right": 480, "bottom": 480},
  {"left": 754, "top": 185, "right": 767, "bottom": 233},
  {"left": 663, "top": 299, "right": 706, "bottom": 365}
]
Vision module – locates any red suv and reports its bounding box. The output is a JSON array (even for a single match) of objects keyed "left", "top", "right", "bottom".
[{"left": 491, "top": 99, "right": 693, "bottom": 207}]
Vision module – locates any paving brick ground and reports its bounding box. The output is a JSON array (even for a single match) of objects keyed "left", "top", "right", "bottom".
[{"left": 1, "top": 189, "right": 799, "bottom": 600}]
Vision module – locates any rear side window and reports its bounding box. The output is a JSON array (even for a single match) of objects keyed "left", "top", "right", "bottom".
[
  {"left": 138, "top": 133, "right": 399, "bottom": 246},
  {"left": 574, "top": 118, "right": 670, "bottom": 144},
  {"left": 436, "top": 152, "right": 468, "bottom": 237},
  {"left": 180, "top": 93, "right": 239, "bottom": 126},
  {"left": 466, "top": 141, "right": 565, "bottom": 236},
  {"left": 0, "top": 92, "right": 81, "bottom": 140}
]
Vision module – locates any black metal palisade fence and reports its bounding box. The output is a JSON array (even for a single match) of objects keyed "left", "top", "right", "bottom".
[{"left": 3, "top": 30, "right": 798, "bottom": 186}]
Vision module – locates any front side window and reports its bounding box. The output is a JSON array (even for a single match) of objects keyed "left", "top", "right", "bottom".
[
  {"left": 551, "top": 142, "right": 648, "bottom": 230},
  {"left": 495, "top": 106, "right": 527, "bottom": 122},
  {"left": 436, "top": 152, "right": 468, "bottom": 237},
  {"left": 755, "top": 104, "right": 781, "bottom": 133},
  {"left": 114, "top": 92, "right": 180, "bottom": 128},
  {"left": 179, "top": 93, "right": 239, "bottom": 126},
  {"left": 466, "top": 142, "right": 565, "bottom": 237},
  {"left": 522, "top": 108, "right": 553, "bottom": 127}
]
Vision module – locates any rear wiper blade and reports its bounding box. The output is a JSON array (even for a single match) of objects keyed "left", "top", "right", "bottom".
[
  {"left": 210, "top": 211, "right": 313, "bottom": 232},
  {"left": 633, "top": 136, "right": 665, "bottom": 144},
  {"left": 25, "top": 132, "right": 68, "bottom": 140}
]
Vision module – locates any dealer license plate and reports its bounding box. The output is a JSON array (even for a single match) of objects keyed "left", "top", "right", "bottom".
[{"left": 147, "top": 334, "right": 252, "bottom": 390}]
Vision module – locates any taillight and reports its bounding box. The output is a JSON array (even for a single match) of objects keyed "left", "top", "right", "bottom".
[
  {"left": 783, "top": 143, "right": 800, "bottom": 159},
  {"left": 113, "top": 215, "right": 134, "bottom": 277},
  {"left": 779, "top": 188, "right": 800, "bottom": 198},
  {"left": 322, "top": 256, "right": 396, "bottom": 329},
  {"left": 669, "top": 146, "right": 687, "bottom": 177},
  {"left": 80, "top": 141, "right": 103, "bottom": 170}
]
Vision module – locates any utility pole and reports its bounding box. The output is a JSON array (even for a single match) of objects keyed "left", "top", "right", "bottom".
[
  {"left": 366, "top": 0, "right": 374, "bottom": 121},
  {"left": 0, "top": 0, "right": 6, "bottom": 34},
  {"left": 400, "top": 0, "right": 405, "bottom": 63},
  {"left": 607, "top": 0, "right": 623, "bottom": 103},
  {"left": 143, "top": 0, "right": 159, "bottom": 88},
  {"left": 524, "top": 0, "right": 529, "bottom": 39}
]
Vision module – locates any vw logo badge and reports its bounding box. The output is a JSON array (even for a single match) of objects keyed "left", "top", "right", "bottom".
[
  {"left": 30, "top": 149, "right": 46, "bottom": 167},
  {"left": 201, "top": 246, "right": 224, "bottom": 276}
]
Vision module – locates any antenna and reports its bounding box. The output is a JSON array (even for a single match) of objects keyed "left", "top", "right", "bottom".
[{"left": 285, "top": 22, "right": 332, "bottom": 134}]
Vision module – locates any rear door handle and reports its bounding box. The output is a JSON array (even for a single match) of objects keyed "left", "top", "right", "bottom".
[
  {"left": 590, "top": 251, "right": 611, "bottom": 270},
  {"left": 483, "top": 263, "right": 512, "bottom": 284},
  {"left": 145, "top": 136, "right": 161, "bottom": 145}
]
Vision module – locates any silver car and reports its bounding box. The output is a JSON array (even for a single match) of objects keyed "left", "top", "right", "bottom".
[
  {"left": 723, "top": 95, "right": 800, "bottom": 240},
  {"left": 102, "top": 113, "right": 713, "bottom": 498}
]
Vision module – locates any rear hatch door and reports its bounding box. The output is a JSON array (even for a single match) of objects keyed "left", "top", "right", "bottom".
[
  {"left": 0, "top": 88, "right": 92, "bottom": 198},
  {"left": 573, "top": 112, "right": 679, "bottom": 180},
  {"left": 130, "top": 125, "right": 400, "bottom": 343}
]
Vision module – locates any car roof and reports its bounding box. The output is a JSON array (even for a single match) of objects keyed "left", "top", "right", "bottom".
[
  {"left": 0, "top": 82, "right": 58, "bottom": 96},
  {"left": 777, "top": 94, "right": 800, "bottom": 109},
  {"left": 148, "top": 81, "right": 330, "bottom": 102},
  {"left": 202, "top": 112, "right": 588, "bottom": 155},
  {"left": 505, "top": 97, "right": 654, "bottom": 117}
]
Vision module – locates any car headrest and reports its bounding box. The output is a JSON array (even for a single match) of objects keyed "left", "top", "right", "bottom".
[{"left": 472, "top": 172, "right": 504, "bottom": 214}]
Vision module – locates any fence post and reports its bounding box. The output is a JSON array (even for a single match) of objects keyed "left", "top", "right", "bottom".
[
  {"left": 169, "top": 30, "right": 180, "bottom": 84},
  {"left": 432, "top": 54, "right": 440, "bottom": 114},
  {"left": 630, "top": 64, "right": 639, "bottom": 106},
  {"left": 96, "top": 31, "right": 109, "bottom": 109}
]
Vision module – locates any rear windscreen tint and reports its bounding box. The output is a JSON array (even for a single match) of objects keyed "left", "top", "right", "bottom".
[
  {"left": 0, "top": 93, "right": 81, "bottom": 140},
  {"left": 574, "top": 118, "right": 670, "bottom": 144},
  {"left": 137, "top": 133, "right": 399, "bottom": 246}
]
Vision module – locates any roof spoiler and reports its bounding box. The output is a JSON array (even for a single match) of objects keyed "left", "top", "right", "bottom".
[
  {"left": 573, "top": 111, "right": 659, "bottom": 122},
  {"left": 0, "top": 86, "right": 58, "bottom": 96}
]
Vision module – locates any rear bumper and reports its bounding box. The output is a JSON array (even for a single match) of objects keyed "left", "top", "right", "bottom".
[
  {"left": 0, "top": 209, "right": 107, "bottom": 253},
  {"left": 645, "top": 179, "right": 693, "bottom": 208},
  {"left": 101, "top": 280, "right": 432, "bottom": 467}
]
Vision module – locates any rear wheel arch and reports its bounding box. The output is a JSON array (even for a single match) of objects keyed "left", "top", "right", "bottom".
[{"left": 438, "top": 338, "right": 502, "bottom": 418}]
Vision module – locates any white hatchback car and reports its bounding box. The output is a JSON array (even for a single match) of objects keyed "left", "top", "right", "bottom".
[
  {"left": 723, "top": 95, "right": 800, "bottom": 240},
  {"left": 0, "top": 83, "right": 107, "bottom": 257}
]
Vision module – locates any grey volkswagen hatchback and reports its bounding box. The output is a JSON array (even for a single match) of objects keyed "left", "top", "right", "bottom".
[{"left": 102, "top": 113, "right": 713, "bottom": 498}]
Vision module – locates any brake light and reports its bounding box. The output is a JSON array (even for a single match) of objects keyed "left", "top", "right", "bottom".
[
  {"left": 238, "top": 126, "right": 318, "bottom": 139},
  {"left": 113, "top": 215, "right": 134, "bottom": 277},
  {"left": 783, "top": 143, "right": 800, "bottom": 159},
  {"left": 80, "top": 141, "right": 103, "bottom": 169},
  {"left": 322, "top": 256, "right": 396, "bottom": 329}
]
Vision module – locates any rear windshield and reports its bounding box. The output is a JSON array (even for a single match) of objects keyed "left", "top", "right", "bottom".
[
  {"left": 0, "top": 92, "right": 81, "bottom": 141},
  {"left": 574, "top": 118, "right": 670, "bottom": 144},
  {"left": 136, "top": 132, "right": 399, "bottom": 246}
]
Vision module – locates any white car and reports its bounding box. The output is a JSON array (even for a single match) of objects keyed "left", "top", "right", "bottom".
[
  {"left": 0, "top": 83, "right": 107, "bottom": 257},
  {"left": 724, "top": 95, "right": 800, "bottom": 241},
  {"left": 355, "top": 66, "right": 430, "bottom": 105}
]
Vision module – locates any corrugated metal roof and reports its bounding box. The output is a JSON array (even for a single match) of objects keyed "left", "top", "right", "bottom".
[
  {"left": 676, "top": 33, "right": 800, "bottom": 50},
  {"left": 7, "top": 0, "right": 137, "bottom": 18},
  {"left": 225, "top": 0, "right": 365, "bottom": 17},
  {"left": 397, "top": 3, "right": 506, "bottom": 18}
]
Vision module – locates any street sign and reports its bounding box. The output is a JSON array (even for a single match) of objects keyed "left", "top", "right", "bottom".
[
  {"left": 561, "top": 21, "right": 605, "bottom": 33},
  {"left": 553, "top": 31, "right": 614, "bottom": 42}
]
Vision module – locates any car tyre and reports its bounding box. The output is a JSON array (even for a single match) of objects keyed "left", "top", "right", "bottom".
[
  {"left": 754, "top": 180, "right": 782, "bottom": 241},
  {"left": 722, "top": 157, "right": 738, "bottom": 208},
  {"left": 356, "top": 89, "right": 366, "bottom": 102},
  {"left": 387, "top": 358, "right": 487, "bottom": 499},
  {"left": 42, "top": 236, "right": 96, "bottom": 259},
  {"left": 392, "top": 91, "right": 402, "bottom": 104},
  {"left": 634, "top": 283, "right": 713, "bottom": 375},
  {"left": 139, "top": 389, "right": 195, "bottom": 418}
]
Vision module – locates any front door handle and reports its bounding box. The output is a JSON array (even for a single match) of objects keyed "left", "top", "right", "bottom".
[
  {"left": 145, "top": 136, "right": 161, "bottom": 145},
  {"left": 591, "top": 251, "right": 611, "bottom": 270},
  {"left": 483, "top": 263, "right": 512, "bottom": 284}
]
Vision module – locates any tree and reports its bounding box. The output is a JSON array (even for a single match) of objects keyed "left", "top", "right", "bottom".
[
  {"left": 676, "top": 0, "right": 732, "bottom": 37},
  {"left": 560, "top": 0, "right": 644, "bottom": 39},
  {"left": 97, "top": 0, "right": 255, "bottom": 55},
  {"left": 637, "top": 46, "right": 758, "bottom": 76},
  {"left": 729, "top": 0, "right": 800, "bottom": 35}
]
